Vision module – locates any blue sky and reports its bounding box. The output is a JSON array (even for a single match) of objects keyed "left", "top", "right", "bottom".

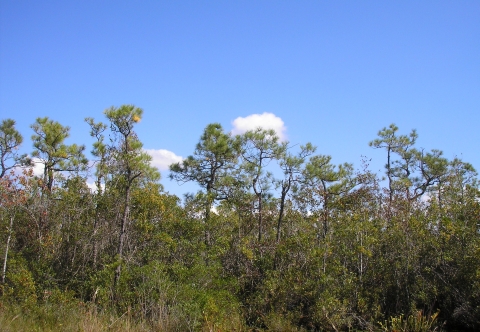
[{"left": 1, "top": 1, "right": 479, "bottom": 196}]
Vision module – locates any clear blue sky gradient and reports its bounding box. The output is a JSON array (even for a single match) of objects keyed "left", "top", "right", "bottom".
[{"left": 1, "top": 1, "right": 479, "bottom": 196}]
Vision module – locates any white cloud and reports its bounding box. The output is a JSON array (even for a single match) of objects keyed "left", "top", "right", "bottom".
[
  {"left": 86, "top": 181, "right": 105, "bottom": 193},
  {"left": 211, "top": 205, "right": 218, "bottom": 215},
  {"left": 30, "top": 158, "right": 45, "bottom": 177},
  {"left": 231, "top": 112, "right": 287, "bottom": 141},
  {"left": 420, "top": 193, "right": 431, "bottom": 203},
  {"left": 144, "top": 149, "right": 183, "bottom": 171}
]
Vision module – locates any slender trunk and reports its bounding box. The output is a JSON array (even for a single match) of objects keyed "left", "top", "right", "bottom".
[
  {"left": 2, "top": 215, "right": 14, "bottom": 285},
  {"left": 359, "top": 230, "right": 363, "bottom": 282},
  {"left": 438, "top": 182, "right": 443, "bottom": 210},
  {"left": 38, "top": 191, "right": 49, "bottom": 247},
  {"left": 258, "top": 193, "right": 263, "bottom": 242},
  {"left": 276, "top": 188, "right": 288, "bottom": 242},
  {"left": 387, "top": 146, "right": 393, "bottom": 208},
  {"left": 321, "top": 180, "right": 329, "bottom": 238},
  {"left": 323, "top": 206, "right": 328, "bottom": 238},
  {"left": 92, "top": 178, "right": 102, "bottom": 267},
  {"left": 0, "top": 158, "right": 6, "bottom": 178},
  {"left": 257, "top": 190, "right": 265, "bottom": 262},
  {"left": 205, "top": 203, "right": 211, "bottom": 246},
  {"left": 47, "top": 171, "right": 54, "bottom": 192},
  {"left": 115, "top": 183, "right": 131, "bottom": 286},
  {"left": 383, "top": 146, "right": 395, "bottom": 223},
  {"left": 92, "top": 210, "right": 99, "bottom": 268},
  {"left": 274, "top": 187, "right": 287, "bottom": 270},
  {"left": 252, "top": 175, "right": 263, "bottom": 242},
  {"left": 204, "top": 185, "right": 213, "bottom": 247}
]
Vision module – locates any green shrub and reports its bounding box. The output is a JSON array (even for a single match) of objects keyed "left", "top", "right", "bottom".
[
  {"left": 379, "top": 310, "right": 443, "bottom": 332},
  {"left": 3, "top": 256, "right": 37, "bottom": 308}
]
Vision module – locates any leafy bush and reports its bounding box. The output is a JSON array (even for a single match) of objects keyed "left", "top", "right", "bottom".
[{"left": 379, "top": 310, "right": 443, "bottom": 332}]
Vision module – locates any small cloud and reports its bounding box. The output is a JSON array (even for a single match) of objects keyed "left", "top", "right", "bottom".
[
  {"left": 86, "top": 181, "right": 105, "bottom": 193},
  {"left": 7, "top": 157, "right": 44, "bottom": 182},
  {"left": 211, "top": 205, "right": 218, "bottom": 215},
  {"left": 144, "top": 149, "right": 183, "bottom": 171},
  {"left": 30, "top": 158, "right": 45, "bottom": 177},
  {"left": 231, "top": 112, "right": 287, "bottom": 141},
  {"left": 86, "top": 181, "right": 96, "bottom": 192},
  {"left": 420, "top": 193, "right": 431, "bottom": 203}
]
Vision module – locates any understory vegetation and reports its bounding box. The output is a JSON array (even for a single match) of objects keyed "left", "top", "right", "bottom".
[{"left": 1, "top": 106, "right": 479, "bottom": 331}]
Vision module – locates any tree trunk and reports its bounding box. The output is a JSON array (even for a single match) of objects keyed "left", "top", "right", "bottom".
[
  {"left": 258, "top": 193, "right": 263, "bottom": 242},
  {"left": 276, "top": 188, "right": 288, "bottom": 242},
  {"left": 2, "top": 215, "right": 14, "bottom": 285},
  {"left": 115, "top": 184, "right": 131, "bottom": 286},
  {"left": 204, "top": 186, "right": 213, "bottom": 247}
]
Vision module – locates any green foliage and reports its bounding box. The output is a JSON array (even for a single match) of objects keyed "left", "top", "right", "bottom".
[
  {"left": 3, "top": 256, "right": 37, "bottom": 308},
  {"left": 104, "top": 105, "right": 160, "bottom": 185},
  {"left": 0, "top": 118, "right": 25, "bottom": 178},
  {"left": 379, "top": 310, "right": 443, "bottom": 332},
  {"left": 170, "top": 123, "right": 241, "bottom": 247},
  {"left": 31, "top": 117, "right": 88, "bottom": 191},
  {"left": 1, "top": 117, "right": 480, "bottom": 331}
]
